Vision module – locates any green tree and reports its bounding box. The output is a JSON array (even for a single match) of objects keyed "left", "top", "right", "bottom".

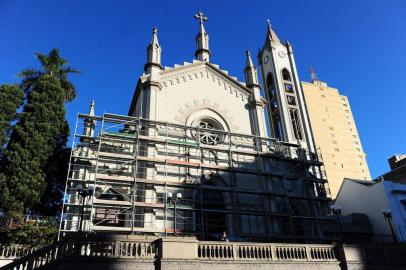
[
  {"left": 0, "top": 49, "right": 79, "bottom": 214},
  {"left": 0, "top": 84, "right": 24, "bottom": 155},
  {"left": 19, "top": 48, "right": 79, "bottom": 101}
]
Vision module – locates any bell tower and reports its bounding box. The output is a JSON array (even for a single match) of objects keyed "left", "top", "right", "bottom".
[{"left": 258, "top": 21, "right": 315, "bottom": 153}]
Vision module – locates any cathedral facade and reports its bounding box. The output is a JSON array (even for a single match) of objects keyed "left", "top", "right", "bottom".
[{"left": 61, "top": 13, "right": 333, "bottom": 243}]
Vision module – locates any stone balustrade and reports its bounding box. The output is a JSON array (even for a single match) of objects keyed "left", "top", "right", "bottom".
[
  {"left": 197, "top": 242, "right": 338, "bottom": 261},
  {"left": 0, "top": 245, "right": 36, "bottom": 260},
  {"left": 2, "top": 235, "right": 406, "bottom": 270},
  {"left": 3, "top": 236, "right": 157, "bottom": 270}
]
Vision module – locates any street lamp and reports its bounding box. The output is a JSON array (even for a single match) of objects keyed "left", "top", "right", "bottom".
[
  {"left": 76, "top": 184, "right": 94, "bottom": 232},
  {"left": 167, "top": 192, "right": 182, "bottom": 236},
  {"left": 382, "top": 209, "right": 397, "bottom": 243},
  {"left": 330, "top": 205, "right": 342, "bottom": 242}
]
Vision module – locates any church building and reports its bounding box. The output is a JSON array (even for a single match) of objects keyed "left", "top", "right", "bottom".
[{"left": 60, "top": 13, "right": 333, "bottom": 243}]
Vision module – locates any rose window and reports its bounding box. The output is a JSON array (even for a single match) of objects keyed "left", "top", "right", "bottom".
[{"left": 193, "top": 119, "right": 224, "bottom": 145}]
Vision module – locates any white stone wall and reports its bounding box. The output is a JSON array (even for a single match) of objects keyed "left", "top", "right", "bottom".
[
  {"left": 335, "top": 180, "right": 392, "bottom": 238},
  {"left": 157, "top": 65, "right": 252, "bottom": 135}
]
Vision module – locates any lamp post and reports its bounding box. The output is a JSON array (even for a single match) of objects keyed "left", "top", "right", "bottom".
[
  {"left": 77, "top": 184, "right": 94, "bottom": 232},
  {"left": 167, "top": 192, "right": 182, "bottom": 236},
  {"left": 330, "top": 205, "right": 342, "bottom": 242},
  {"left": 382, "top": 209, "right": 397, "bottom": 243}
]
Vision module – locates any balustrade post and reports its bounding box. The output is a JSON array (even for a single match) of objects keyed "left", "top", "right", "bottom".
[
  {"left": 232, "top": 244, "right": 237, "bottom": 260},
  {"left": 305, "top": 246, "right": 312, "bottom": 261},
  {"left": 271, "top": 245, "right": 277, "bottom": 261},
  {"left": 26, "top": 256, "right": 34, "bottom": 270},
  {"left": 114, "top": 240, "right": 121, "bottom": 258}
]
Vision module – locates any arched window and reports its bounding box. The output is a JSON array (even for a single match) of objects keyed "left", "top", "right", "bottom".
[
  {"left": 192, "top": 118, "right": 224, "bottom": 145},
  {"left": 266, "top": 73, "right": 276, "bottom": 98},
  {"left": 265, "top": 73, "right": 283, "bottom": 140},
  {"left": 289, "top": 108, "right": 303, "bottom": 141},
  {"left": 282, "top": 68, "right": 291, "bottom": 81},
  {"left": 266, "top": 73, "right": 275, "bottom": 89}
]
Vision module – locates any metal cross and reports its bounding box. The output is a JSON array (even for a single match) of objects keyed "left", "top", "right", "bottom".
[{"left": 194, "top": 11, "right": 208, "bottom": 24}]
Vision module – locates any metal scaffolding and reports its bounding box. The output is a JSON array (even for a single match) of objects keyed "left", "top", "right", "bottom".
[{"left": 59, "top": 112, "right": 333, "bottom": 243}]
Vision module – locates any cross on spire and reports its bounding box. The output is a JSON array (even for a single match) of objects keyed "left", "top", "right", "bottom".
[{"left": 194, "top": 11, "right": 208, "bottom": 24}]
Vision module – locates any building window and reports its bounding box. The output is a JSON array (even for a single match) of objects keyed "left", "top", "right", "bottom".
[
  {"left": 334, "top": 148, "right": 340, "bottom": 152},
  {"left": 287, "top": 95, "right": 296, "bottom": 105},
  {"left": 282, "top": 68, "right": 291, "bottom": 81},
  {"left": 284, "top": 83, "right": 294, "bottom": 93},
  {"left": 329, "top": 127, "right": 334, "bottom": 131},
  {"left": 289, "top": 109, "right": 303, "bottom": 141},
  {"left": 266, "top": 73, "right": 276, "bottom": 99},
  {"left": 193, "top": 118, "right": 224, "bottom": 145},
  {"left": 239, "top": 215, "right": 265, "bottom": 235},
  {"left": 282, "top": 69, "right": 294, "bottom": 93}
]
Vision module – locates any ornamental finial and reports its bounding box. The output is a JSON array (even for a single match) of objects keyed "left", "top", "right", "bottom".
[{"left": 194, "top": 11, "right": 208, "bottom": 24}]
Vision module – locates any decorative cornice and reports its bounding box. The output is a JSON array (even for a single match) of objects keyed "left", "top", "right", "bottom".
[
  {"left": 142, "top": 80, "right": 162, "bottom": 90},
  {"left": 174, "top": 98, "right": 239, "bottom": 131},
  {"left": 159, "top": 63, "right": 251, "bottom": 101}
]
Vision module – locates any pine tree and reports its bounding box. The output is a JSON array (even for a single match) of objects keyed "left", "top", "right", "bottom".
[
  {"left": 0, "top": 49, "right": 79, "bottom": 214},
  {"left": 0, "top": 84, "right": 24, "bottom": 155}
]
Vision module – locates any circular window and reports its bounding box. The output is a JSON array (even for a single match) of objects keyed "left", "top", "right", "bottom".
[{"left": 193, "top": 118, "right": 224, "bottom": 145}]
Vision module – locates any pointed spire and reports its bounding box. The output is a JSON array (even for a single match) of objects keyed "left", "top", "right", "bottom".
[
  {"left": 265, "top": 19, "right": 281, "bottom": 45},
  {"left": 244, "top": 50, "right": 259, "bottom": 88},
  {"left": 82, "top": 100, "right": 96, "bottom": 139},
  {"left": 151, "top": 27, "right": 159, "bottom": 47},
  {"left": 89, "top": 100, "right": 95, "bottom": 116},
  {"left": 194, "top": 11, "right": 211, "bottom": 62},
  {"left": 246, "top": 50, "right": 255, "bottom": 68},
  {"left": 145, "top": 27, "right": 162, "bottom": 73}
]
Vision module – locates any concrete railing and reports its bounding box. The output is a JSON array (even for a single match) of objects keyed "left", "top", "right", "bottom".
[
  {"left": 3, "top": 236, "right": 406, "bottom": 270},
  {"left": 197, "top": 242, "right": 338, "bottom": 261},
  {"left": 0, "top": 245, "right": 38, "bottom": 268},
  {"left": 3, "top": 236, "right": 157, "bottom": 270},
  {"left": 0, "top": 245, "right": 36, "bottom": 260}
]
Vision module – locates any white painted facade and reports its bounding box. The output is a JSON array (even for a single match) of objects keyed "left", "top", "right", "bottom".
[
  {"left": 258, "top": 23, "right": 315, "bottom": 152},
  {"left": 128, "top": 17, "right": 314, "bottom": 143},
  {"left": 335, "top": 178, "right": 406, "bottom": 243}
]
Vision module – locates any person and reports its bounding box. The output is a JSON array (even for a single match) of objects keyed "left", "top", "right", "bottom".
[{"left": 220, "top": 230, "right": 229, "bottom": 242}]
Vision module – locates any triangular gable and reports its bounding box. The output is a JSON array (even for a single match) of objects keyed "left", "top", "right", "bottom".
[{"left": 160, "top": 61, "right": 252, "bottom": 97}]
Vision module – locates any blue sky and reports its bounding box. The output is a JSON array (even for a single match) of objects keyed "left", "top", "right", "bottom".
[{"left": 0, "top": 0, "right": 405, "bottom": 177}]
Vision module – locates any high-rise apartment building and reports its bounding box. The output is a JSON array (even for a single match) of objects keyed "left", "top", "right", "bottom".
[{"left": 302, "top": 79, "right": 371, "bottom": 198}]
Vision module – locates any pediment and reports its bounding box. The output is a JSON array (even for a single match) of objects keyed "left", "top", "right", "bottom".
[{"left": 159, "top": 61, "right": 252, "bottom": 98}]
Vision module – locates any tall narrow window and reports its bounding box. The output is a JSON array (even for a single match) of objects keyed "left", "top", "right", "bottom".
[
  {"left": 271, "top": 113, "right": 283, "bottom": 141},
  {"left": 290, "top": 109, "right": 303, "bottom": 141},
  {"left": 266, "top": 73, "right": 276, "bottom": 99},
  {"left": 267, "top": 73, "right": 283, "bottom": 140},
  {"left": 282, "top": 69, "right": 294, "bottom": 93}
]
